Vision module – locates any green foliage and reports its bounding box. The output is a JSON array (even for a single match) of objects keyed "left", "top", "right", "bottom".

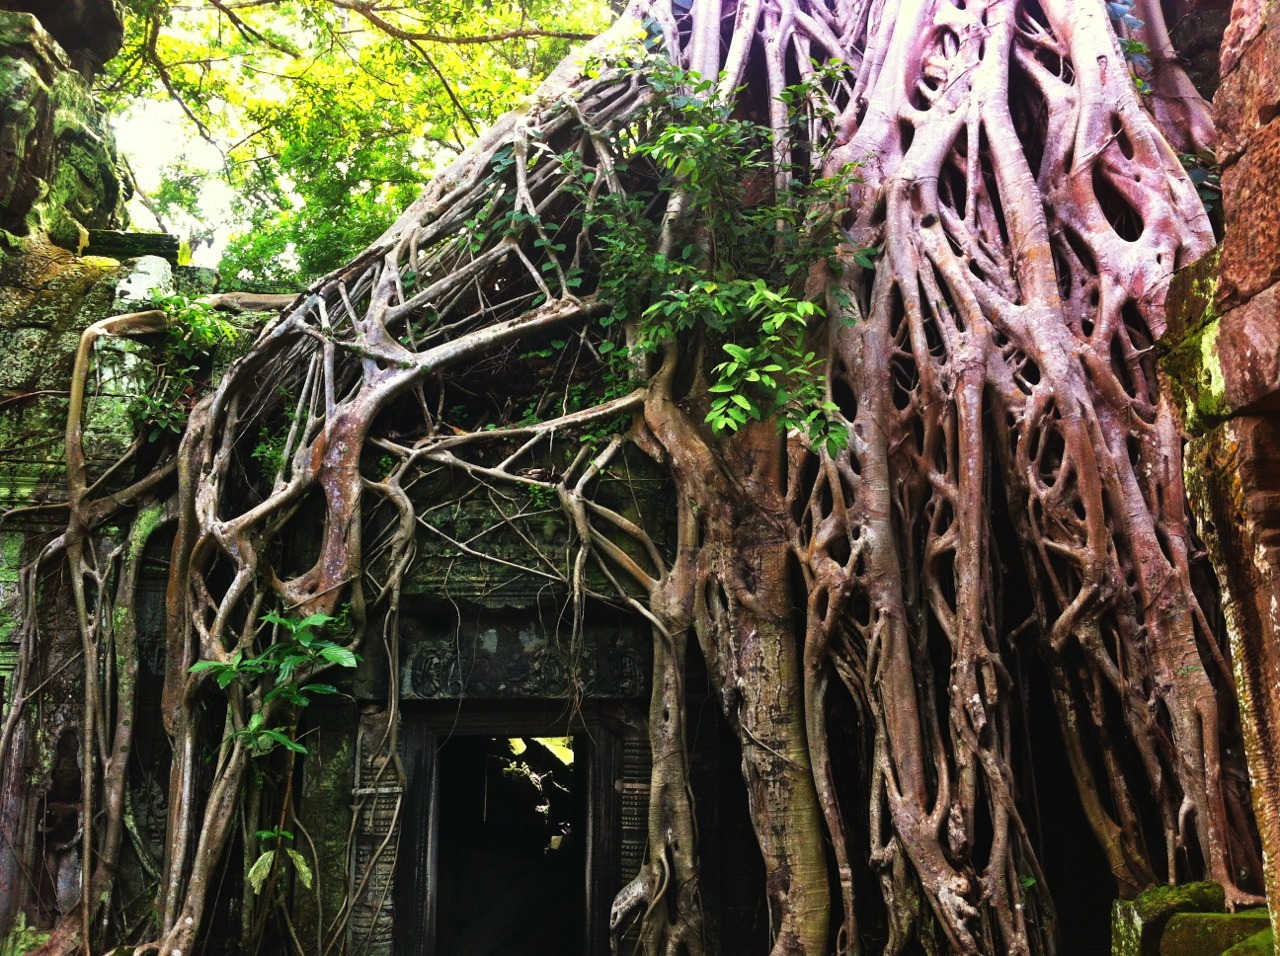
[
  {"left": 128, "top": 294, "right": 244, "bottom": 441},
  {"left": 1118, "top": 37, "right": 1151, "bottom": 72},
  {"left": 1179, "top": 150, "right": 1222, "bottom": 220},
  {"left": 106, "top": 0, "right": 612, "bottom": 287},
  {"left": 573, "top": 58, "right": 863, "bottom": 454},
  {"left": 189, "top": 609, "right": 358, "bottom": 757},
  {"left": 247, "top": 828, "right": 313, "bottom": 895},
  {"left": 526, "top": 484, "right": 556, "bottom": 509},
  {"left": 702, "top": 282, "right": 847, "bottom": 454},
  {"left": 158, "top": 293, "right": 243, "bottom": 351}
]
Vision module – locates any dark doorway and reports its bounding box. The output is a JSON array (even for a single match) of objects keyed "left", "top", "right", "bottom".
[
  {"left": 395, "top": 703, "right": 626, "bottom": 956},
  {"left": 434, "top": 735, "right": 584, "bottom": 956}
]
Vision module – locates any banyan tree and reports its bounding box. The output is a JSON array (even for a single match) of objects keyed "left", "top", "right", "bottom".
[{"left": 0, "top": 0, "right": 1265, "bottom": 954}]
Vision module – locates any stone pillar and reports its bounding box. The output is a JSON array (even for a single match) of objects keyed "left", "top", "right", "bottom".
[{"left": 1163, "top": 4, "right": 1280, "bottom": 946}]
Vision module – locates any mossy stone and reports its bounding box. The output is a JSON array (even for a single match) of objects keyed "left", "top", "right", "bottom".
[
  {"left": 1161, "top": 910, "right": 1272, "bottom": 955},
  {"left": 1113, "top": 882, "right": 1226, "bottom": 956},
  {"left": 1221, "top": 926, "right": 1275, "bottom": 955},
  {"left": 0, "top": 912, "right": 50, "bottom": 956},
  {"left": 0, "top": 12, "right": 127, "bottom": 243},
  {"left": 1160, "top": 247, "right": 1232, "bottom": 434},
  {"left": 86, "top": 230, "right": 182, "bottom": 265}
]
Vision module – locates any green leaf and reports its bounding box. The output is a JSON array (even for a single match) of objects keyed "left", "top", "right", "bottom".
[
  {"left": 248, "top": 851, "right": 275, "bottom": 895},
  {"left": 295, "top": 612, "right": 335, "bottom": 632},
  {"left": 286, "top": 849, "right": 314, "bottom": 889},
  {"left": 262, "top": 729, "right": 309, "bottom": 753},
  {"left": 319, "top": 646, "right": 359, "bottom": 668}
]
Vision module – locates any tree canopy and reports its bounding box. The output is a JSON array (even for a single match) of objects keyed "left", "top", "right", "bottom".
[{"left": 103, "top": 0, "right": 612, "bottom": 286}]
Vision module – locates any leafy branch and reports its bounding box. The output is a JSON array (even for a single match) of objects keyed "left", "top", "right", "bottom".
[{"left": 189, "top": 609, "right": 359, "bottom": 757}]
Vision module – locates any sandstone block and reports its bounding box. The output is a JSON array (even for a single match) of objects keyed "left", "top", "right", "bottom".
[
  {"left": 1215, "top": 9, "right": 1280, "bottom": 159},
  {"left": 1161, "top": 909, "right": 1273, "bottom": 955},
  {"left": 1218, "top": 118, "right": 1280, "bottom": 307},
  {"left": 1220, "top": 0, "right": 1270, "bottom": 75},
  {"left": 1163, "top": 244, "right": 1221, "bottom": 344},
  {"left": 0, "top": 0, "right": 122, "bottom": 77},
  {"left": 1112, "top": 882, "right": 1225, "bottom": 956},
  {"left": 1222, "top": 927, "right": 1276, "bottom": 954},
  {"left": 1216, "top": 282, "right": 1280, "bottom": 411}
]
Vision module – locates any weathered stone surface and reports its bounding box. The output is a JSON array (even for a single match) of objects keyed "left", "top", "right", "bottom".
[
  {"left": 1220, "top": 0, "right": 1270, "bottom": 75},
  {"left": 1185, "top": 417, "right": 1280, "bottom": 938},
  {"left": 87, "top": 229, "right": 184, "bottom": 266},
  {"left": 1214, "top": 10, "right": 1280, "bottom": 159},
  {"left": 1112, "top": 882, "right": 1225, "bottom": 956},
  {"left": 173, "top": 265, "right": 218, "bottom": 298},
  {"left": 0, "top": 12, "right": 128, "bottom": 245},
  {"left": 113, "top": 254, "right": 172, "bottom": 307},
  {"left": 1165, "top": 243, "right": 1221, "bottom": 343},
  {"left": 292, "top": 699, "right": 356, "bottom": 952},
  {"left": 1218, "top": 117, "right": 1280, "bottom": 307},
  {"left": 1222, "top": 926, "right": 1276, "bottom": 953},
  {"left": 0, "top": 0, "right": 122, "bottom": 78},
  {"left": 1160, "top": 245, "right": 1232, "bottom": 432},
  {"left": 1160, "top": 909, "right": 1273, "bottom": 954},
  {"left": 1207, "top": 5, "right": 1280, "bottom": 943},
  {"left": 390, "top": 610, "right": 649, "bottom": 701},
  {"left": 404, "top": 452, "right": 673, "bottom": 606},
  {"left": 1215, "top": 282, "right": 1280, "bottom": 411},
  {"left": 0, "top": 240, "right": 172, "bottom": 519}
]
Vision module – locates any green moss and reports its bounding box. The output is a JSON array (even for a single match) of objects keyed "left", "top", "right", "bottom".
[
  {"left": 1160, "top": 247, "right": 1231, "bottom": 434},
  {"left": 1113, "top": 882, "right": 1225, "bottom": 956},
  {"left": 127, "top": 502, "right": 165, "bottom": 562},
  {"left": 1161, "top": 910, "right": 1273, "bottom": 955},
  {"left": 0, "top": 12, "right": 127, "bottom": 243},
  {"left": 0, "top": 913, "right": 50, "bottom": 956},
  {"left": 1161, "top": 317, "right": 1231, "bottom": 434},
  {"left": 1222, "top": 927, "right": 1275, "bottom": 955}
]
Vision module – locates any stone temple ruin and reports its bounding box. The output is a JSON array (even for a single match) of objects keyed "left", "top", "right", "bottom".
[
  {"left": 0, "top": 12, "right": 774, "bottom": 950},
  {"left": 3, "top": 2, "right": 1280, "bottom": 955}
]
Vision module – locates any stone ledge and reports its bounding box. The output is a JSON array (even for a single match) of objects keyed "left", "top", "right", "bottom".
[
  {"left": 1113, "top": 882, "right": 1226, "bottom": 956},
  {"left": 1220, "top": 0, "right": 1272, "bottom": 77},
  {"left": 0, "top": 0, "right": 122, "bottom": 77},
  {"left": 1161, "top": 910, "right": 1272, "bottom": 955},
  {"left": 1162, "top": 274, "right": 1280, "bottom": 432},
  {"left": 1222, "top": 926, "right": 1275, "bottom": 954},
  {"left": 1215, "top": 282, "right": 1280, "bottom": 412},
  {"left": 85, "top": 230, "right": 184, "bottom": 266}
]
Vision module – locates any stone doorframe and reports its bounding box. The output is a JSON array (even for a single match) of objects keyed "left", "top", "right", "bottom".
[{"left": 391, "top": 700, "right": 631, "bottom": 956}]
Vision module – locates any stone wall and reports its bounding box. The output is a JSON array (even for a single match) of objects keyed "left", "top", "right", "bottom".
[
  {"left": 1162, "top": 1, "right": 1280, "bottom": 948},
  {"left": 0, "top": 8, "right": 128, "bottom": 251},
  {"left": 0, "top": 244, "right": 217, "bottom": 940},
  {"left": 0, "top": 1, "right": 123, "bottom": 78}
]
